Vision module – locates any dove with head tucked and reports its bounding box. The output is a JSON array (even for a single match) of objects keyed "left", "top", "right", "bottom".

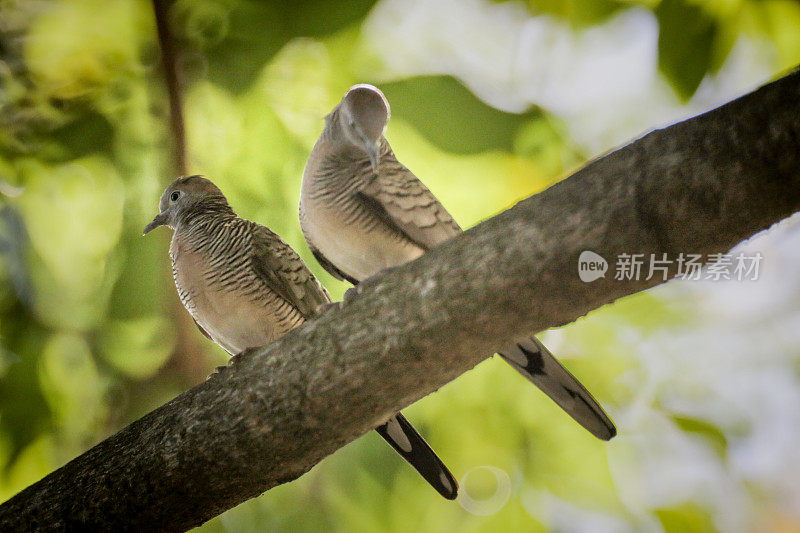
[{"left": 300, "top": 85, "right": 616, "bottom": 441}]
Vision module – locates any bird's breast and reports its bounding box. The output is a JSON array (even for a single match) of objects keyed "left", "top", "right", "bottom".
[
  {"left": 170, "top": 239, "right": 301, "bottom": 355},
  {"left": 300, "top": 197, "right": 423, "bottom": 282}
]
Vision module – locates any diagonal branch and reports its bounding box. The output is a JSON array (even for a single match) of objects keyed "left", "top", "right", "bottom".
[{"left": 1, "top": 69, "right": 799, "bottom": 531}]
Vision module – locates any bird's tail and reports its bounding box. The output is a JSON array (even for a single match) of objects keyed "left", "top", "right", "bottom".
[
  {"left": 500, "top": 336, "right": 617, "bottom": 441},
  {"left": 374, "top": 412, "right": 458, "bottom": 500}
]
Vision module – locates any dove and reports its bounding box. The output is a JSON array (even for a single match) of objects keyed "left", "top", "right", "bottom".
[
  {"left": 144, "top": 175, "right": 458, "bottom": 499},
  {"left": 300, "top": 85, "right": 616, "bottom": 441}
]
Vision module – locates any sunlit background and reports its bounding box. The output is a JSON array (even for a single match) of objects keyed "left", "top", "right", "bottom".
[{"left": 1, "top": 0, "right": 799, "bottom": 531}]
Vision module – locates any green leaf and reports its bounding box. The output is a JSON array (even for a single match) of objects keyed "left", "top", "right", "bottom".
[
  {"left": 380, "top": 75, "right": 542, "bottom": 154},
  {"left": 655, "top": 502, "right": 718, "bottom": 533},
  {"left": 511, "top": 0, "right": 632, "bottom": 28},
  {"left": 0, "top": 319, "right": 50, "bottom": 468},
  {"left": 656, "top": 0, "right": 719, "bottom": 101},
  {"left": 49, "top": 111, "right": 116, "bottom": 161},
  {"left": 671, "top": 415, "right": 728, "bottom": 456},
  {"left": 180, "top": 0, "right": 379, "bottom": 93},
  {"left": 757, "top": 0, "right": 800, "bottom": 71}
]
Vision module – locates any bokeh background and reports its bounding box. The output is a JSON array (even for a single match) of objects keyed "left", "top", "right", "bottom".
[{"left": 1, "top": 0, "right": 799, "bottom": 531}]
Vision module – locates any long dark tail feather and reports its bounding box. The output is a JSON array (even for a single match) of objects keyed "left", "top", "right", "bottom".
[
  {"left": 500, "top": 336, "right": 617, "bottom": 441},
  {"left": 374, "top": 413, "right": 458, "bottom": 500}
]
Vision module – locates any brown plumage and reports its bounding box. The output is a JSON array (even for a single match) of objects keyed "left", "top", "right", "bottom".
[
  {"left": 145, "top": 175, "right": 458, "bottom": 499},
  {"left": 300, "top": 85, "right": 616, "bottom": 441}
]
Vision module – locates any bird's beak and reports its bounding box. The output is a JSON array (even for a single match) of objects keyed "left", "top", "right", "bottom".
[
  {"left": 143, "top": 212, "right": 167, "bottom": 235},
  {"left": 366, "top": 141, "right": 380, "bottom": 173}
]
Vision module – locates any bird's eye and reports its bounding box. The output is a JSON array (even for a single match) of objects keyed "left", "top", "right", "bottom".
[{"left": 170, "top": 191, "right": 180, "bottom": 202}]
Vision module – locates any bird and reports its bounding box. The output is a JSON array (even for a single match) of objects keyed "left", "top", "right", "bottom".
[
  {"left": 300, "top": 84, "right": 616, "bottom": 441},
  {"left": 143, "top": 175, "right": 459, "bottom": 499}
]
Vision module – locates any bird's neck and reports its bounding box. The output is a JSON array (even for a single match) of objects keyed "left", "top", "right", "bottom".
[
  {"left": 183, "top": 199, "right": 235, "bottom": 223},
  {"left": 313, "top": 136, "right": 394, "bottom": 186},
  {"left": 320, "top": 114, "right": 390, "bottom": 164},
  {"left": 176, "top": 204, "right": 237, "bottom": 244}
]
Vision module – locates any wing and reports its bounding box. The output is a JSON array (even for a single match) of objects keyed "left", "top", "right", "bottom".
[
  {"left": 501, "top": 337, "right": 617, "bottom": 441},
  {"left": 358, "top": 143, "right": 462, "bottom": 250},
  {"left": 310, "top": 245, "right": 359, "bottom": 285},
  {"left": 249, "top": 222, "right": 331, "bottom": 319},
  {"left": 375, "top": 413, "right": 458, "bottom": 500},
  {"left": 192, "top": 317, "right": 213, "bottom": 341}
]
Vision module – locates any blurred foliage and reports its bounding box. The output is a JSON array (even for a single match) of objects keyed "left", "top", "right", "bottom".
[
  {"left": 381, "top": 76, "right": 545, "bottom": 154},
  {"left": 655, "top": 0, "right": 722, "bottom": 99},
  {"left": 511, "top": 0, "right": 636, "bottom": 27},
  {"left": 509, "top": 0, "right": 800, "bottom": 101},
  {"left": 0, "top": 0, "right": 798, "bottom": 532}
]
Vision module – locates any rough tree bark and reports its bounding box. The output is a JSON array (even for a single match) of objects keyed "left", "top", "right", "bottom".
[{"left": 1, "top": 69, "right": 798, "bottom": 531}]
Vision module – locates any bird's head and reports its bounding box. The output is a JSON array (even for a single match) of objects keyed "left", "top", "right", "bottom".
[
  {"left": 331, "top": 84, "right": 390, "bottom": 172},
  {"left": 143, "top": 175, "right": 232, "bottom": 235}
]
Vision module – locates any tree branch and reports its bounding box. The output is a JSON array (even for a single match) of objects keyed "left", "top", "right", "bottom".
[
  {"left": 152, "top": 0, "right": 214, "bottom": 383},
  {"left": 153, "top": 0, "right": 186, "bottom": 175},
  {"left": 2, "top": 69, "right": 799, "bottom": 531}
]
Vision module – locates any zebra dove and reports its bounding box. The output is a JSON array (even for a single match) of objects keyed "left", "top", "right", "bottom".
[
  {"left": 300, "top": 84, "right": 616, "bottom": 441},
  {"left": 144, "top": 175, "right": 458, "bottom": 499}
]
